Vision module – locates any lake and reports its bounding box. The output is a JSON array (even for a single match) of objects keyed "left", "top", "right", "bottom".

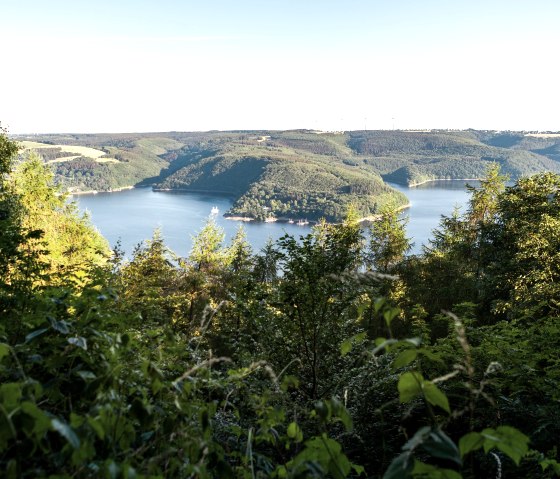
[
  {"left": 389, "top": 181, "right": 475, "bottom": 253},
  {"left": 74, "top": 181, "right": 475, "bottom": 257},
  {"left": 75, "top": 188, "right": 309, "bottom": 257}
]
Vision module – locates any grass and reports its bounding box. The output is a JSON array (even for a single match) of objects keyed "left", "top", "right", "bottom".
[{"left": 20, "top": 141, "right": 118, "bottom": 163}]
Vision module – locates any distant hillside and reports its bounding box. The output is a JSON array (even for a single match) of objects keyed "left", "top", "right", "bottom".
[
  {"left": 345, "top": 130, "right": 560, "bottom": 185},
  {"left": 14, "top": 129, "right": 560, "bottom": 221},
  {"left": 155, "top": 140, "right": 403, "bottom": 221}
]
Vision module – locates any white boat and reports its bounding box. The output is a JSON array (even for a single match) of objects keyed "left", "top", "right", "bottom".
[
  {"left": 296, "top": 219, "right": 309, "bottom": 226},
  {"left": 211, "top": 206, "right": 219, "bottom": 215},
  {"left": 288, "top": 219, "right": 294, "bottom": 224}
]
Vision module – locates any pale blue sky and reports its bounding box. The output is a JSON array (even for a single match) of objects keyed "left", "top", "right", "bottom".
[{"left": 2, "top": 0, "right": 559, "bottom": 133}]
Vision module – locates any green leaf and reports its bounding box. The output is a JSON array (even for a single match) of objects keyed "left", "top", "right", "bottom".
[
  {"left": 67, "top": 337, "right": 87, "bottom": 350},
  {"left": 328, "top": 397, "right": 353, "bottom": 431},
  {"left": 0, "top": 383, "right": 22, "bottom": 411},
  {"left": 373, "top": 297, "right": 385, "bottom": 313},
  {"left": 421, "top": 429, "right": 461, "bottom": 465},
  {"left": 0, "top": 343, "right": 10, "bottom": 362},
  {"left": 423, "top": 381, "right": 450, "bottom": 413},
  {"left": 418, "top": 348, "right": 444, "bottom": 364},
  {"left": 383, "top": 452, "right": 414, "bottom": 479},
  {"left": 21, "top": 401, "right": 51, "bottom": 435},
  {"left": 393, "top": 349, "right": 418, "bottom": 370},
  {"left": 352, "top": 464, "right": 366, "bottom": 475},
  {"left": 276, "top": 465, "right": 287, "bottom": 478},
  {"left": 481, "top": 426, "right": 529, "bottom": 466},
  {"left": 87, "top": 417, "right": 105, "bottom": 440},
  {"left": 287, "top": 422, "right": 303, "bottom": 442},
  {"left": 25, "top": 328, "right": 48, "bottom": 343},
  {"left": 404, "top": 337, "right": 422, "bottom": 347},
  {"left": 459, "top": 432, "right": 484, "bottom": 458},
  {"left": 340, "top": 338, "right": 353, "bottom": 356},
  {"left": 51, "top": 418, "right": 80, "bottom": 449},
  {"left": 383, "top": 307, "right": 399, "bottom": 327},
  {"left": 51, "top": 320, "right": 70, "bottom": 335},
  {"left": 373, "top": 338, "right": 399, "bottom": 354},
  {"left": 340, "top": 332, "right": 366, "bottom": 356},
  {"left": 412, "top": 460, "right": 462, "bottom": 479},
  {"left": 398, "top": 371, "right": 423, "bottom": 403},
  {"left": 76, "top": 370, "right": 96, "bottom": 381},
  {"left": 540, "top": 458, "right": 560, "bottom": 474}
]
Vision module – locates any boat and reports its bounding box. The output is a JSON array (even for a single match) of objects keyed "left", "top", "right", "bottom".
[
  {"left": 264, "top": 216, "right": 277, "bottom": 223},
  {"left": 288, "top": 219, "right": 294, "bottom": 224},
  {"left": 296, "top": 219, "right": 309, "bottom": 226},
  {"left": 210, "top": 206, "right": 219, "bottom": 215}
]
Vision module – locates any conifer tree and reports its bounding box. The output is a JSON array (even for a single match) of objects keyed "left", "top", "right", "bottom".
[{"left": 368, "top": 203, "right": 411, "bottom": 273}]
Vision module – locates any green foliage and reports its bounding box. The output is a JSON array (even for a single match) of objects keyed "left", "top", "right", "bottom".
[
  {"left": 11, "top": 153, "right": 109, "bottom": 281},
  {"left": 1, "top": 128, "right": 559, "bottom": 478},
  {"left": 18, "top": 129, "right": 560, "bottom": 223},
  {"left": 368, "top": 203, "right": 411, "bottom": 273}
]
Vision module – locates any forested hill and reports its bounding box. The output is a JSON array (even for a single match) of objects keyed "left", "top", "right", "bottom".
[
  {"left": 14, "top": 130, "right": 560, "bottom": 221},
  {"left": 3, "top": 127, "right": 560, "bottom": 477}
]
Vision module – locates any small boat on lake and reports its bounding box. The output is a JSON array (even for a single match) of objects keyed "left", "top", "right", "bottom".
[{"left": 210, "top": 206, "right": 219, "bottom": 215}]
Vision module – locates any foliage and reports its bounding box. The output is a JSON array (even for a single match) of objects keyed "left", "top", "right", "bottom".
[
  {"left": 19, "top": 128, "right": 560, "bottom": 223},
  {"left": 1, "top": 129, "right": 559, "bottom": 478}
]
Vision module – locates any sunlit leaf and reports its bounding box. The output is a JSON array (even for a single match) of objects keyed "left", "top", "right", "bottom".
[
  {"left": 423, "top": 381, "right": 450, "bottom": 413},
  {"left": 398, "top": 372, "right": 423, "bottom": 403},
  {"left": 392, "top": 349, "right": 418, "bottom": 370},
  {"left": 51, "top": 418, "right": 80, "bottom": 449},
  {"left": 459, "top": 432, "right": 484, "bottom": 458}
]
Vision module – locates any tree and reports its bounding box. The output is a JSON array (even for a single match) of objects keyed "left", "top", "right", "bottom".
[
  {"left": 402, "top": 165, "right": 507, "bottom": 319},
  {"left": 484, "top": 172, "right": 560, "bottom": 320},
  {"left": 118, "top": 229, "right": 187, "bottom": 326},
  {"left": 226, "top": 225, "right": 253, "bottom": 274},
  {"left": 268, "top": 215, "right": 365, "bottom": 399},
  {"left": 188, "top": 216, "right": 228, "bottom": 273},
  {"left": 367, "top": 203, "right": 411, "bottom": 273},
  {"left": 253, "top": 237, "right": 280, "bottom": 284},
  {"left": 10, "top": 153, "right": 109, "bottom": 283}
]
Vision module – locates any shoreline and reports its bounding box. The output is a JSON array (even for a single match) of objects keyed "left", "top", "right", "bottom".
[
  {"left": 152, "top": 187, "right": 236, "bottom": 198},
  {"left": 69, "top": 185, "right": 412, "bottom": 225},
  {"left": 406, "top": 178, "right": 480, "bottom": 187},
  {"left": 69, "top": 185, "right": 135, "bottom": 196},
  {"left": 224, "top": 216, "right": 255, "bottom": 222},
  {"left": 357, "top": 202, "right": 412, "bottom": 223}
]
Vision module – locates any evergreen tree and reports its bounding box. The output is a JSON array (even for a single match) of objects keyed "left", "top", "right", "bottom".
[
  {"left": 10, "top": 153, "right": 109, "bottom": 283},
  {"left": 368, "top": 203, "right": 411, "bottom": 273},
  {"left": 188, "top": 216, "right": 228, "bottom": 273},
  {"left": 119, "top": 229, "right": 187, "bottom": 326}
]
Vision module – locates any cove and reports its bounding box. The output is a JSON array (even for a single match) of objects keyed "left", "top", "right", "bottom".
[
  {"left": 390, "top": 180, "right": 476, "bottom": 254},
  {"left": 74, "top": 188, "right": 311, "bottom": 258},
  {"left": 74, "top": 181, "right": 475, "bottom": 257}
]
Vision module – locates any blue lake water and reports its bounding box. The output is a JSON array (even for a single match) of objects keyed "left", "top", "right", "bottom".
[
  {"left": 389, "top": 181, "right": 475, "bottom": 253},
  {"left": 74, "top": 188, "right": 310, "bottom": 257},
  {"left": 74, "top": 181, "right": 476, "bottom": 257}
]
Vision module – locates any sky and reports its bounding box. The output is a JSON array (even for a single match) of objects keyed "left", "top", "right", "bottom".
[{"left": 2, "top": 0, "right": 559, "bottom": 133}]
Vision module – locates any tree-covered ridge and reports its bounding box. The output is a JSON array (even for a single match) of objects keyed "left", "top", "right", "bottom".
[
  {"left": 155, "top": 141, "right": 405, "bottom": 221},
  {"left": 14, "top": 129, "right": 560, "bottom": 221},
  {"left": 2, "top": 129, "right": 560, "bottom": 478},
  {"left": 346, "top": 130, "right": 560, "bottom": 185}
]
